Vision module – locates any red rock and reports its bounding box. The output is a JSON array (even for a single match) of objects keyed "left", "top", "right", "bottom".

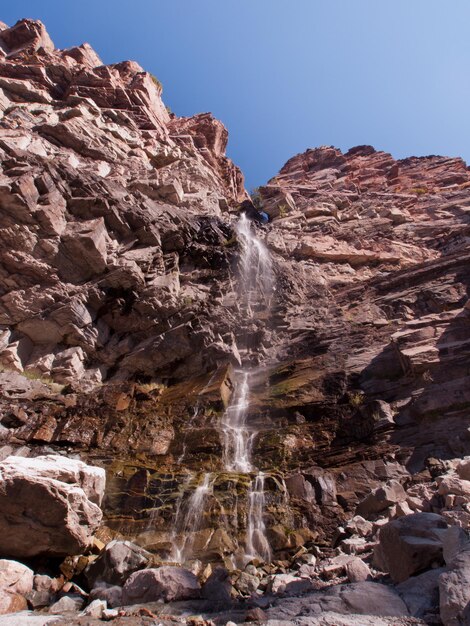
[{"left": 0, "top": 19, "right": 55, "bottom": 56}]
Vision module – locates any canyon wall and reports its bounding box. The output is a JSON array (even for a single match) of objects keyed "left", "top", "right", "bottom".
[{"left": 0, "top": 18, "right": 470, "bottom": 572}]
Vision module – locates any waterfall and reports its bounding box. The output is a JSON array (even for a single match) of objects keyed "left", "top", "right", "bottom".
[
  {"left": 167, "top": 214, "right": 275, "bottom": 565},
  {"left": 219, "top": 213, "right": 274, "bottom": 562},
  {"left": 246, "top": 472, "right": 271, "bottom": 562},
  {"left": 171, "top": 473, "right": 214, "bottom": 563},
  {"left": 220, "top": 370, "right": 254, "bottom": 472},
  {"left": 235, "top": 213, "right": 274, "bottom": 315}
]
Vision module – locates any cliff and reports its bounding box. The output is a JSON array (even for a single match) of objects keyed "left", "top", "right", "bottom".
[{"left": 1, "top": 18, "right": 470, "bottom": 625}]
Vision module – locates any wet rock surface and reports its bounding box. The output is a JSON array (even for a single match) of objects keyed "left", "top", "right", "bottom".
[{"left": 0, "top": 15, "right": 469, "bottom": 626}]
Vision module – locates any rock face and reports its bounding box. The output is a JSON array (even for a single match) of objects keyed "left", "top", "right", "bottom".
[
  {"left": 1, "top": 16, "right": 470, "bottom": 590},
  {"left": 0, "top": 17, "right": 245, "bottom": 392},
  {"left": 0, "top": 455, "right": 105, "bottom": 558}
]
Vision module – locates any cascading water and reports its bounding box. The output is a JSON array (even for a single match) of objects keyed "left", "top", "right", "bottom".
[
  {"left": 220, "top": 370, "right": 254, "bottom": 472},
  {"left": 246, "top": 472, "right": 271, "bottom": 562},
  {"left": 166, "top": 213, "right": 275, "bottom": 565},
  {"left": 219, "top": 213, "right": 275, "bottom": 562},
  {"left": 171, "top": 473, "right": 214, "bottom": 563},
  {"left": 235, "top": 213, "right": 274, "bottom": 315}
]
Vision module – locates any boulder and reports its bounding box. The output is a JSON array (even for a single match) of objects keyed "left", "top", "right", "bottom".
[
  {"left": 0, "top": 455, "right": 105, "bottom": 558},
  {"left": 122, "top": 566, "right": 200, "bottom": 604},
  {"left": 456, "top": 458, "right": 470, "bottom": 481},
  {"left": 0, "top": 560, "right": 34, "bottom": 596},
  {"left": 79, "top": 599, "right": 107, "bottom": 618},
  {"left": 438, "top": 475, "right": 470, "bottom": 498},
  {"left": 439, "top": 541, "right": 470, "bottom": 626},
  {"left": 201, "top": 567, "right": 231, "bottom": 603},
  {"left": 333, "top": 581, "right": 409, "bottom": 616},
  {"left": 345, "top": 558, "right": 371, "bottom": 583},
  {"left": 85, "top": 540, "right": 151, "bottom": 587},
  {"left": 356, "top": 480, "right": 407, "bottom": 518},
  {"left": 267, "top": 573, "right": 313, "bottom": 596},
  {"left": 0, "top": 589, "right": 27, "bottom": 615},
  {"left": 234, "top": 571, "right": 260, "bottom": 596},
  {"left": 49, "top": 594, "right": 85, "bottom": 614},
  {"left": 345, "top": 515, "right": 374, "bottom": 538},
  {"left": 396, "top": 567, "right": 443, "bottom": 618},
  {"left": 374, "top": 512, "right": 447, "bottom": 583},
  {"left": 89, "top": 584, "right": 123, "bottom": 608}
]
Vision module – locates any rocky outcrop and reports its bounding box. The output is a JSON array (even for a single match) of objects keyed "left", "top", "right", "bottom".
[
  {"left": 0, "top": 17, "right": 245, "bottom": 392},
  {"left": 0, "top": 455, "right": 105, "bottom": 558}
]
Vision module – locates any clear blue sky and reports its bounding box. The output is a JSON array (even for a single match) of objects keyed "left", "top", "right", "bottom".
[{"left": 3, "top": 1, "right": 470, "bottom": 189}]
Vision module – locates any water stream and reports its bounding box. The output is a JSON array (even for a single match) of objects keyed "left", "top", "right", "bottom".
[
  {"left": 168, "top": 213, "right": 275, "bottom": 564},
  {"left": 246, "top": 472, "right": 272, "bottom": 562},
  {"left": 225, "top": 214, "right": 275, "bottom": 562},
  {"left": 235, "top": 213, "right": 274, "bottom": 315},
  {"left": 220, "top": 370, "right": 253, "bottom": 473},
  {"left": 171, "top": 472, "right": 214, "bottom": 563}
]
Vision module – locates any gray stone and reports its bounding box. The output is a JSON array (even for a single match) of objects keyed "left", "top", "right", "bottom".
[
  {"left": 202, "top": 567, "right": 232, "bottom": 603},
  {"left": 235, "top": 571, "right": 260, "bottom": 595},
  {"left": 122, "top": 566, "right": 200, "bottom": 604},
  {"left": 85, "top": 540, "right": 151, "bottom": 586},
  {"left": 89, "top": 583, "right": 123, "bottom": 608},
  {"left": 396, "top": 568, "right": 443, "bottom": 618},
  {"left": 345, "top": 558, "right": 371, "bottom": 583},
  {"left": 79, "top": 598, "right": 107, "bottom": 618},
  {"left": 374, "top": 512, "right": 447, "bottom": 583},
  {"left": 49, "top": 594, "right": 85, "bottom": 614},
  {"left": 439, "top": 542, "right": 470, "bottom": 626},
  {"left": 267, "top": 574, "right": 313, "bottom": 596},
  {"left": 333, "top": 581, "right": 410, "bottom": 616}
]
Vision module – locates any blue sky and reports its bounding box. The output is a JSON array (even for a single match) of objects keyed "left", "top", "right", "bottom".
[{"left": 3, "top": 1, "right": 470, "bottom": 189}]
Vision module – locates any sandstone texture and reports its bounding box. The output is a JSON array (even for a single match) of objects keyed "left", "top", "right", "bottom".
[{"left": 0, "top": 455, "right": 105, "bottom": 558}]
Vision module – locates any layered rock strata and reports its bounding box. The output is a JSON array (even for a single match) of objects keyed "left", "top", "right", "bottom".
[{"left": 0, "top": 18, "right": 469, "bottom": 597}]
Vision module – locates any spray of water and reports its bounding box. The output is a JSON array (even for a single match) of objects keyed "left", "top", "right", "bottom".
[
  {"left": 168, "top": 214, "right": 275, "bottom": 564},
  {"left": 171, "top": 473, "right": 214, "bottom": 563},
  {"left": 246, "top": 472, "right": 272, "bottom": 562},
  {"left": 220, "top": 370, "right": 255, "bottom": 472},
  {"left": 235, "top": 213, "right": 274, "bottom": 315}
]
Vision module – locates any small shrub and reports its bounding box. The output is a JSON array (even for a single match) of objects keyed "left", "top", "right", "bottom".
[
  {"left": 250, "top": 187, "right": 262, "bottom": 209},
  {"left": 150, "top": 73, "right": 163, "bottom": 92},
  {"left": 349, "top": 391, "right": 365, "bottom": 407}
]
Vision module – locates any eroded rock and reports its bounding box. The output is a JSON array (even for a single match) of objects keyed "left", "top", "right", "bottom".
[{"left": 0, "top": 455, "right": 105, "bottom": 558}]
